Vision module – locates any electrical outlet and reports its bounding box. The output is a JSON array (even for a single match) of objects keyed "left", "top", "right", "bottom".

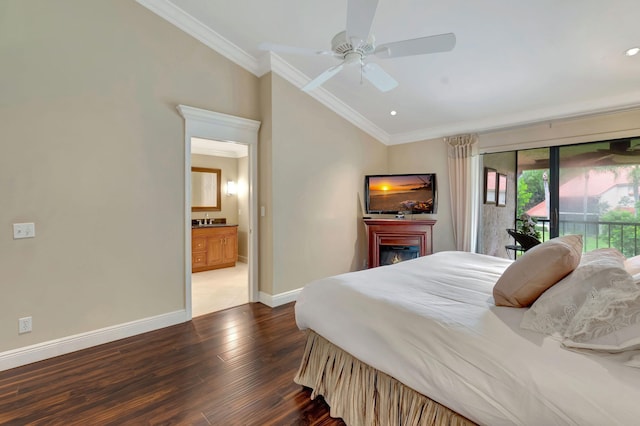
[{"left": 19, "top": 317, "right": 32, "bottom": 334}]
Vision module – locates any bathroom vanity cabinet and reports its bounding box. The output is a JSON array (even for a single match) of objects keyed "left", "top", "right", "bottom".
[{"left": 192, "top": 225, "right": 238, "bottom": 272}]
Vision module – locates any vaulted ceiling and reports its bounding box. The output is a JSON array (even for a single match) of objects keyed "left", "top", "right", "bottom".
[{"left": 138, "top": 0, "right": 640, "bottom": 145}]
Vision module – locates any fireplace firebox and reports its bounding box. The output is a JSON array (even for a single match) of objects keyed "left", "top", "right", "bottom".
[
  {"left": 364, "top": 219, "right": 436, "bottom": 268},
  {"left": 379, "top": 245, "right": 420, "bottom": 266}
]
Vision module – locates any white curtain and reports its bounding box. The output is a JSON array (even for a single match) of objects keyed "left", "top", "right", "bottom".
[{"left": 445, "top": 134, "right": 479, "bottom": 252}]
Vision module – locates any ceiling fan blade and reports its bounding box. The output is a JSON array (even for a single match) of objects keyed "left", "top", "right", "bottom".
[
  {"left": 258, "top": 42, "right": 334, "bottom": 57},
  {"left": 346, "top": 0, "right": 379, "bottom": 41},
  {"left": 302, "top": 63, "right": 345, "bottom": 91},
  {"left": 375, "top": 33, "right": 456, "bottom": 59},
  {"left": 362, "top": 62, "right": 398, "bottom": 92}
]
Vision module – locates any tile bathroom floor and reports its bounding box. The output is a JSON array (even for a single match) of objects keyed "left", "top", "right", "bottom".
[{"left": 191, "top": 261, "right": 249, "bottom": 317}]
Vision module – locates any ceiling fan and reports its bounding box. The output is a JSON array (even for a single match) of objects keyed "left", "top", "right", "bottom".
[
  {"left": 258, "top": 0, "right": 456, "bottom": 92},
  {"left": 597, "top": 140, "right": 640, "bottom": 156}
]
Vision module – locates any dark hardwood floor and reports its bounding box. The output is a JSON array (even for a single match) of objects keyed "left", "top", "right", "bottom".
[{"left": 0, "top": 303, "right": 346, "bottom": 425}]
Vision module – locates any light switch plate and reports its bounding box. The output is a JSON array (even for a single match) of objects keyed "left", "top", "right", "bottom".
[{"left": 13, "top": 223, "right": 35, "bottom": 239}]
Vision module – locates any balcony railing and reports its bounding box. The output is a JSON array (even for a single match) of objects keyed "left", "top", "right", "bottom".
[{"left": 517, "top": 218, "right": 640, "bottom": 257}]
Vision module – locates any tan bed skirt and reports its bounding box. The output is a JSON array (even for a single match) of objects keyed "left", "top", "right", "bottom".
[{"left": 294, "top": 330, "right": 477, "bottom": 426}]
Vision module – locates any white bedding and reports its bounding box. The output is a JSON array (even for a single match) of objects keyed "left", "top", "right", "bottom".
[{"left": 295, "top": 251, "right": 640, "bottom": 425}]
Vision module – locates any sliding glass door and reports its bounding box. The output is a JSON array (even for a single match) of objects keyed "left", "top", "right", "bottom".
[
  {"left": 517, "top": 138, "right": 640, "bottom": 256},
  {"left": 559, "top": 139, "right": 640, "bottom": 256}
]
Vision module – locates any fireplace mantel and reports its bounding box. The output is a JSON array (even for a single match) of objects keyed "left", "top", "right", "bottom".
[{"left": 363, "top": 218, "right": 436, "bottom": 268}]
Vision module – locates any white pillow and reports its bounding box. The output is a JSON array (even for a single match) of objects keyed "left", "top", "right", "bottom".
[
  {"left": 520, "top": 248, "right": 634, "bottom": 337},
  {"left": 562, "top": 286, "right": 640, "bottom": 352}
]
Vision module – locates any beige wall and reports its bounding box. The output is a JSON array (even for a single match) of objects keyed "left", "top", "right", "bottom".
[
  {"left": 266, "top": 74, "right": 388, "bottom": 294},
  {"left": 258, "top": 75, "right": 274, "bottom": 294},
  {"left": 388, "top": 139, "right": 457, "bottom": 252},
  {"left": 0, "top": 0, "right": 259, "bottom": 352}
]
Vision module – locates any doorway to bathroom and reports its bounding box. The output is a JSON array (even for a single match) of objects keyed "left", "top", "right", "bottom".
[
  {"left": 190, "top": 139, "right": 249, "bottom": 316},
  {"left": 178, "top": 105, "right": 260, "bottom": 320}
]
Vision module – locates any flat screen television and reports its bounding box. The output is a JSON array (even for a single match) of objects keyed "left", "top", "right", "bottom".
[{"left": 365, "top": 173, "right": 437, "bottom": 214}]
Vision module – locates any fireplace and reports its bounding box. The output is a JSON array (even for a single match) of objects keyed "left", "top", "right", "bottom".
[{"left": 364, "top": 218, "right": 436, "bottom": 268}]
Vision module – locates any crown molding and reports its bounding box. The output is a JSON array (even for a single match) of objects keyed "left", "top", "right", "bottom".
[
  {"left": 136, "top": 0, "right": 261, "bottom": 75},
  {"left": 256, "top": 53, "right": 273, "bottom": 77}
]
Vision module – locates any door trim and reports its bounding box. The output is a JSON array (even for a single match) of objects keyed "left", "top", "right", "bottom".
[{"left": 177, "top": 105, "right": 260, "bottom": 319}]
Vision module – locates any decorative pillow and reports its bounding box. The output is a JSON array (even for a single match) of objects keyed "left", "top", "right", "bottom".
[
  {"left": 562, "top": 286, "right": 640, "bottom": 352},
  {"left": 624, "top": 254, "right": 640, "bottom": 275},
  {"left": 520, "top": 248, "right": 634, "bottom": 336},
  {"left": 493, "top": 235, "right": 583, "bottom": 307}
]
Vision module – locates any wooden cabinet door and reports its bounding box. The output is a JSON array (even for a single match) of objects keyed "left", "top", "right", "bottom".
[
  {"left": 207, "top": 234, "right": 225, "bottom": 266},
  {"left": 222, "top": 231, "right": 237, "bottom": 264}
]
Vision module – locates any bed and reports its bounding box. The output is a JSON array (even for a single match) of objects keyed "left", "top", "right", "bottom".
[{"left": 294, "top": 246, "right": 640, "bottom": 425}]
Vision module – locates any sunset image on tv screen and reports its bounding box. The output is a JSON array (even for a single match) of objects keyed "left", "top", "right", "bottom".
[{"left": 368, "top": 174, "right": 435, "bottom": 213}]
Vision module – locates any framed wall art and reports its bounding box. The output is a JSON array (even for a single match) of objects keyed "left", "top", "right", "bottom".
[
  {"left": 497, "top": 173, "right": 507, "bottom": 207},
  {"left": 484, "top": 168, "right": 497, "bottom": 204}
]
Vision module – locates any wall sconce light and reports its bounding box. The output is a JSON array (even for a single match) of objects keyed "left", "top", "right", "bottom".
[{"left": 226, "top": 180, "right": 237, "bottom": 196}]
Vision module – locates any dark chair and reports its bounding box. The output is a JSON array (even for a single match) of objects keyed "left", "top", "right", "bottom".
[{"left": 505, "top": 229, "right": 542, "bottom": 258}]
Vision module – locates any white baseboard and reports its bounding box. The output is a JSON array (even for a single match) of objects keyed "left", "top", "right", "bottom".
[
  {"left": 259, "top": 288, "right": 302, "bottom": 307},
  {"left": 238, "top": 255, "right": 248, "bottom": 263},
  {"left": 0, "top": 310, "right": 188, "bottom": 372},
  {"left": 1, "top": 290, "right": 302, "bottom": 372}
]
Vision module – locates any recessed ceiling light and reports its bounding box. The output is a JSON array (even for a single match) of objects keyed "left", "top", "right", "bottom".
[
  {"left": 390, "top": 110, "right": 397, "bottom": 116},
  {"left": 625, "top": 47, "right": 639, "bottom": 56}
]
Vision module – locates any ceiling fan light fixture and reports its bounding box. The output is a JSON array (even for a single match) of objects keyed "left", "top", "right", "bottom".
[
  {"left": 344, "top": 51, "right": 363, "bottom": 64},
  {"left": 625, "top": 47, "right": 639, "bottom": 56},
  {"left": 390, "top": 110, "right": 397, "bottom": 116}
]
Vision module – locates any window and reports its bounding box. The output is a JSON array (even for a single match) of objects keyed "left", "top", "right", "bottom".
[{"left": 516, "top": 138, "right": 640, "bottom": 256}]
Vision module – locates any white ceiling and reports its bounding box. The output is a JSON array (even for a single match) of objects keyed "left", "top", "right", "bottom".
[{"left": 139, "top": 0, "right": 640, "bottom": 145}]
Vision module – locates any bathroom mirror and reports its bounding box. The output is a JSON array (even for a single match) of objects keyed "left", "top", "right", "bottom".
[{"left": 192, "top": 167, "right": 221, "bottom": 211}]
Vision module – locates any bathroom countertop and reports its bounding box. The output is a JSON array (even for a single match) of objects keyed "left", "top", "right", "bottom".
[{"left": 191, "top": 223, "right": 238, "bottom": 229}]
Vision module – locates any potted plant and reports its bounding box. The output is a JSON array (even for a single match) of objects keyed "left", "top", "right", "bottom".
[{"left": 519, "top": 213, "right": 541, "bottom": 239}]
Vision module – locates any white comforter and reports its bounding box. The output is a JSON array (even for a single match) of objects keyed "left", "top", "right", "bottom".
[{"left": 295, "top": 251, "right": 640, "bottom": 425}]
